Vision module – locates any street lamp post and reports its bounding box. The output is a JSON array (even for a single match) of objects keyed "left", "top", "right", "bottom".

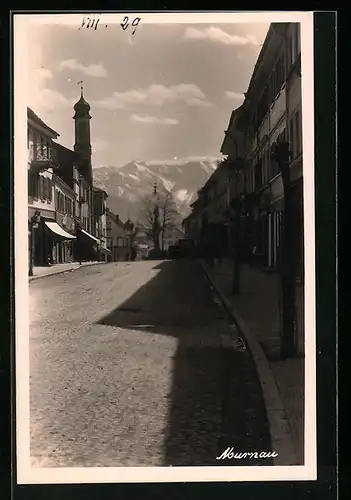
[{"left": 28, "top": 210, "right": 41, "bottom": 277}]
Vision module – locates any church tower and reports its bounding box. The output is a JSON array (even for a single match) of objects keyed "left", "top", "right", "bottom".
[{"left": 73, "top": 81, "right": 92, "bottom": 183}]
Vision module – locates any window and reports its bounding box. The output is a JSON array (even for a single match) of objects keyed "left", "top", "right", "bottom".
[
  {"left": 106, "top": 220, "right": 112, "bottom": 231},
  {"left": 269, "top": 73, "right": 275, "bottom": 105},
  {"left": 294, "top": 109, "right": 301, "bottom": 156},
  {"left": 47, "top": 179, "right": 52, "bottom": 201},
  {"left": 43, "top": 177, "right": 49, "bottom": 200},
  {"left": 288, "top": 35, "right": 293, "bottom": 69},
  {"left": 265, "top": 150, "right": 269, "bottom": 184},
  {"left": 275, "top": 58, "right": 281, "bottom": 96},
  {"left": 289, "top": 118, "right": 295, "bottom": 158},
  {"left": 294, "top": 24, "right": 300, "bottom": 60},
  {"left": 262, "top": 151, "right": 266, "bottom": 185},
  {"left": 28, "top": 170, "right": 39, "bottom": 198},
  {"left": 257, "top": 87, "right": 269, "bottom": 126},
  {"left": 282, "top": 127, "right": 287, "bottom": 142},
  {"left": 56, "top": 191, "right": 66, "bottom": 212},
  {"left": 254, "top": 159, "right": 262, "bottom": 191},
  {"left": 39, "top": 175, "right": 45, "bottom": 199},
  {"left": 117, "top": 237, "right": 124, "bottom": 247},
  {"left": 281, "top": 51, "right": 286, "bottom": 82}
]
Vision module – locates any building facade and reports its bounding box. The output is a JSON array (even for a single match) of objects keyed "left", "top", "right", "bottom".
[
  {"left": 51, "top": 174, "right": 77, "bottom": 264},
  {"left": 106, "top": 209, "right": 134, "bottom": 262},
  {"left": 183, "top": 22, "right": 304, "bottom": 354},
  {"left": 184, "top": 22, "right": 303, "bottom": 274},
  {"left": 93, "top": 186, "right": 110, "bottom": 261},
  {"left": 238, "top": 22, "right": 302, "bottom": 272},
  {"left": 27, "top": 108, "right": 76, "bottom": 271},
  {"left": 28, "top": 85, "right": 107, "bottom": 272}
]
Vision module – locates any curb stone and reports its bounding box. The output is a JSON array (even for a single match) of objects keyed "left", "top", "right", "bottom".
[
  {"left": 29, "top": 261, "right": 108, "bottom": 282},
  {"left": 201, "top": 262, "right": 298, "bottom": 466}
]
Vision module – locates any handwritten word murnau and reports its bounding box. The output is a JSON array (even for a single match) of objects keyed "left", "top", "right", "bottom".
[{"left": 79, "top": 15, "right": 141, "bottom": 35}]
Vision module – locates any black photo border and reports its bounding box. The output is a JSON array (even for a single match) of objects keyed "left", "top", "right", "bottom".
[{"left": 0, "top": 8, "right": 337, "bottom": 500}]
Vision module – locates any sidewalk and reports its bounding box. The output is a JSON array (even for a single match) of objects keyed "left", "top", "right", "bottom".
[
  {"left": 29, "top": 261, "right": 106, "bottom": 281},
  {"left": 202, "top": 258, "right": 304, "bottom": 465}
]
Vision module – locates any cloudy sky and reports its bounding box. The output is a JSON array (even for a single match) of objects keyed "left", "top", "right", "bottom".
[{"left": 26, "top": 16, "right": 269, "bottom": 168}]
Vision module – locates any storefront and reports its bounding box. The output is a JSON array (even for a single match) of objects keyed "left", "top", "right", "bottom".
[
  {"left": 52, "top": 212, "right": 76, "bottom": 264},
  {"left": 75, "top": 227, "right": 100, "bottom": 262},
  {"left": 28, "top": 207, "right": 56, "bottom": 268},
  {"left": 43, "top": 219, "right": 76, "bottom": 264},
  {"left": 98, "top": 245, "right": 111, "bottom": 262}
]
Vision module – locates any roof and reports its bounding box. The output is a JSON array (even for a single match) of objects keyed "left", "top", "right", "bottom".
[
  {"left": 27, "top": 107, "right": 59, "bottom": 137},
  {"left": 51, "top": 142, "right": 78, "bottom": 189},
  {"left": 93, "top": 185, "right": 108, "bottom": 197},
  {"left": 106, "top": 208, "right": 125, "bottom": 228},
  {"left": 124, "top": 218, "right": 134, "bottom": 230},
  {"left": 73, "top": 93, "right": 91, "bottom": 118},
  {"left": 243, "top": 23, "right": 290, "bottom": 109},
  {"left": 53, "top": 142, "right": 79, "bottom": 163}
]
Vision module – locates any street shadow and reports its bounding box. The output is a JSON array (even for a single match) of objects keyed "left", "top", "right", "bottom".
[{"left": 96, "top": 260, "right": 272, "bottom": 466}]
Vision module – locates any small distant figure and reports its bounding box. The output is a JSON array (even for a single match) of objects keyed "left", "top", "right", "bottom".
[{"left": 251, "top": 244, "right": 257, "bottom": 267}]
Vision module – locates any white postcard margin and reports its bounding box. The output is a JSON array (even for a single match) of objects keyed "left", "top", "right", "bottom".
[{"left": 14, "top": 11, "right": 316, "bottom": 484}]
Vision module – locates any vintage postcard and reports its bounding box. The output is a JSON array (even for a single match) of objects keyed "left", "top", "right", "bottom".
[{"left": 14, "top": 11, "right": 316, "bottom": 484}]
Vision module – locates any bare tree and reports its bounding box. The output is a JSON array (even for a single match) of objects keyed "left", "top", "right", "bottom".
[
  {"left": 138, "top": 195, "right": 160, "bottom": 248},
  {"left": 138, "top": 186, "right": 181, "bottom": 251},
  {"left": 160, "top": 188, "right": 181, "bottom": 251}
]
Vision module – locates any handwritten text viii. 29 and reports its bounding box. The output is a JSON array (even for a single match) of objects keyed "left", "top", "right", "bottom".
[{"left": 80, "top": 15, "right": 141, "bottom": 35}]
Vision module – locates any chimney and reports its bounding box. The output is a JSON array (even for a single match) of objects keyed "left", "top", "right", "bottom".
[{"left": 116, "top": 214, "right": 119, "bottom": 223}]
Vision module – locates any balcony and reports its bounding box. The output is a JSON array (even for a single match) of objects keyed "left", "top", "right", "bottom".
[{"left": 29, "top": 144, "right": 58, "bottom": 172}]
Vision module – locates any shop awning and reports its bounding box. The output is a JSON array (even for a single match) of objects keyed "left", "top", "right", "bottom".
[
  {"left": 80, "top": 229, "right": 100, "bottom": 243},
  {"left": 45, "top": 221, "right": 76, "bottom": 240}
]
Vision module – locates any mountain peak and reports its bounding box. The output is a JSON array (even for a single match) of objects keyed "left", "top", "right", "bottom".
[{"left": 93, "top": 156, "right": 220, "bottom": 222}]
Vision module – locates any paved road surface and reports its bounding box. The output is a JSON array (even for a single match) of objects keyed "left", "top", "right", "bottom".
[{"left": 30, "top": 260, "right": 272, "bottom": 467}]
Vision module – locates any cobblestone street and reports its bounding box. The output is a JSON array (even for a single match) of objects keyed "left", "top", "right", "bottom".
[{"left": 30, "top": 260, "right": 272, "bottom": 467}]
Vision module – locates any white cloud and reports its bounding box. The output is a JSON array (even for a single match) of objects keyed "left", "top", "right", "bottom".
[
  {"left": 131, "top": 114, "right": 179, "bottom": 125},
  {"left": 92, "top": 138, "right": 108, "bottom": 151},
  {"left": 184, "top": 26, "right": 259, "bottom": 46},
  {"left": 224, "top": 91, "right": 245, "bottom": 102},
  {"left": 27, "top": 36, "right": 73, "bottom": 113},
  {"left": 28, "top": 67, "right": 73, "bottom": 111},
  {"left": 58, "top": 59, "right": 107, "bottom": 77},
  {"left": 96, "top": 83, "right": 211, "bottom": 109}
]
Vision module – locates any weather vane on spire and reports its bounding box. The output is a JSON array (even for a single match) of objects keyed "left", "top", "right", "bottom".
[{"left": 78, "top": 80, "right": 84, "bottom": 96}]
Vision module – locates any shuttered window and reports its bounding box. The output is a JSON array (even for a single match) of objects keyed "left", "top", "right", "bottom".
[
  {"left": 39, "top": 176, "right": 44, "bottom": 199},
  {"left": 294, "top": 109, "right": 301, "bottom": 155},
  {"left": 289, "top": 118, "right": 295, "bottom": 158},
  {"left": 48, "top": 179, "right": 52, "bottom": 201}
]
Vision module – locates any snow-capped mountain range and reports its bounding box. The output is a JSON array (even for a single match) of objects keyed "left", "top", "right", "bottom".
[{"left": 93, "top": 156, "right": 221, "bottom": 223}]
